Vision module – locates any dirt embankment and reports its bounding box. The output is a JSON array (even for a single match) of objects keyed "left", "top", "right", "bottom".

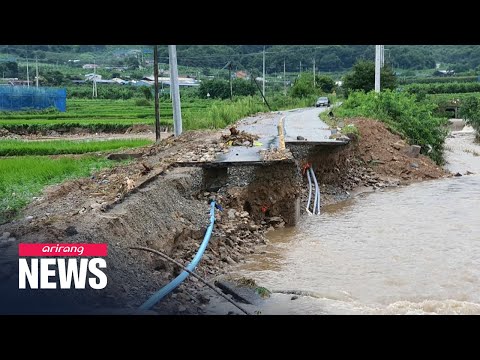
[
  {"left": 0, "top": 129, "right": 292, "bottom": 314},
  {"left": 0, "top": 116, "right": 450, "bottom": 315},
  {"left": 295, "top": 117, "right": 449, "bottom": 208}
]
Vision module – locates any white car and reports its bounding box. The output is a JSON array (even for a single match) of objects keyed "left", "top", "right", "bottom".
[{"left": 315, "top": 97, "right": 330, "bottom": 107}]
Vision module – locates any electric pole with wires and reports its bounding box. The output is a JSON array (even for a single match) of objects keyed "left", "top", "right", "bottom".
[{"left": 154, "top": 45, "right": 161, "bottom": 142}]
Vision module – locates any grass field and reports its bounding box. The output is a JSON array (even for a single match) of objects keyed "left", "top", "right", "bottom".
[
  {"left": 0, "top": 99, "right": 174, "bottom": 132},
  {"left": 0, "top": 94, "right": 315, "bottom": 222},
  {"left": 0, "top": 95, "right": 316, "bottom": 133},
  {"left": 0, "top": 156, "right": 117, "bottom": 223},
  {"left": 0, "top": 138, "right": 152, "bottom": 156},
  {"left": 0, "top": 97, "right": 266, "bottom": 132}
]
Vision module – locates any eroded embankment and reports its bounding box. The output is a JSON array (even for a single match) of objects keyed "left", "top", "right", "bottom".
[
  {"left": 290, "top": 118, "right": 448, "bottom": 209},
  {"left": 0, "top": 130, "right": 300, "bottom": 314},
  {"left": 0, "top": 117, "right": 449, "bottom": 314}
]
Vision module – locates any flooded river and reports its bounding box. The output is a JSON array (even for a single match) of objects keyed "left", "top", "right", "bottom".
[{"left": 206, "top": 126, "right": 480, "bottom": 315}]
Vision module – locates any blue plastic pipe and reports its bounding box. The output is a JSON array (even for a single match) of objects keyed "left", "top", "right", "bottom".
[{"left": 139, "top": 201, "right": 216, "bottom": 310}]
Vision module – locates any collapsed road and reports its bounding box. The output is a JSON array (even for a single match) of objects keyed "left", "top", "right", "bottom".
[{"left": 0, "top": 106, "right": 447, "bottom": 314}]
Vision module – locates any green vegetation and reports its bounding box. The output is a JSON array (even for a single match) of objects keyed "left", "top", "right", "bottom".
[
  {"left": 343, "top": 61, "right": 397, "bottom": 96},
  {"left": 405, "top": 82, "right": 480, "bottom": 95},
  {"left": 290, "top": 72, "right": 336, "bottom": 98},
  {"left": 399, "top": 76, "right": 479, "bottom": 84},
  {"left": 0, "top": 139, "right": 152, "bottom": 156},
  {"left": 5, "top": 45, "right": 480, "bottom": 88},
  {"left": 459, "top": 96, "right": 480, "bottom": 137},
  {"left": 256, "top": 287, "right": 272, "bottom": 298},
  {"left": 333, "top": 90, "right": 448, "bottom": 164},
  {"left": 0, "top": 98, "right": 173, "bottom": 133},
  {"left": 197, "top": 79, "right": 256, "bottom": 99},
  {"left": 182, "top": 96, "right": 265, "bottom": 129},
  {"left": 0, "top": 156, "right": 116, "bottom": 223},
  {"left": 341, "top": 124, "right": 360, "bottom": 139},
  {"left": 67, "top": 85, "right": 155, "bottom": 100},
  {"left": 0, "top": 94, "right": 323, "bottom": 133}
]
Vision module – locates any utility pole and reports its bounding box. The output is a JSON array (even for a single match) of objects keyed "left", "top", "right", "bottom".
[
  {"left": 154, "top": 45, "right": 160, "bottom": 142},
  {"left": 35, "top": 56, "right": 39, "bottom": 88},
  {"left": 313, "top": 58, "right": 316, "bottom": 88},
  {"left": 168, "top": 45, "right": 182, "bottom": 136},
  {"left": 92, "top": 60, "right": 98, "bottom": 98},
  {"left": 380, "top": 45, "right": 385, "bottom": 67},
  {"left": 26, "top": 58, "right": 29, "bottom": 87},
  {"left": 375, "top": 45, "right": 381, "bottom": 93},
  {"left": 299, "top": 60, "right": 302, "bottom": 74},
  {"left": 283, "top": 58, "right": 286, "bottom": 96},
  {"left": 229, "top": 61, "right": 233, "bottom": 101},
  {"left": 262, "top": 46, "right": 266, "bottom": 103}
]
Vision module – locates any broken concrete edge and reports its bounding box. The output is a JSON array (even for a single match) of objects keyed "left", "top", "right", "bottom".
[{"left": 172, "top": 159, "right": 296, "bottom": 168}]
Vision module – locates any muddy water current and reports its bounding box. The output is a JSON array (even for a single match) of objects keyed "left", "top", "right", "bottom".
[{"left": 206, "top": 127, "right": 480, "bottom": 315}]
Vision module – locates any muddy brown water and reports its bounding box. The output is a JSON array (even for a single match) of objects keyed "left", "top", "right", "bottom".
[{"left": 205, "top": 126, "right": 480, "bottom": 315}]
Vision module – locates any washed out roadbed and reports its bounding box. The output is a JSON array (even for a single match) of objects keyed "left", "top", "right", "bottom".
[
  {"left": 0, "top": 115, "right": 451, "bottom": 315},
  {"left": 298, "top": 117, "right": 450, "bottom": 209}
]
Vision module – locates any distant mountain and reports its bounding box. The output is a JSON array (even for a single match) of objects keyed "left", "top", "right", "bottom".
[{"left": 1, "top": 45, "right": 479, "bottom": 73}]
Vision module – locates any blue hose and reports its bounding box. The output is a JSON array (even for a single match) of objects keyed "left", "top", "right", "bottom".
[{"left": 139, "top": 201, "right": 216, "bottom": 311}]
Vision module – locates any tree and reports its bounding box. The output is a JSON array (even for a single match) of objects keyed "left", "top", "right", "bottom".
[
  {"left": 125, "top": 55, "right": 140, "bottom": 69},
  {"left": 140, "top": 86, "right": 153, "bottom": 101},
  {"left": 232, "top": 79, "right": 256, "bottom": 97},
  {"left": 197, "top": 79, "right": 255, "bottom": 99},
  {"left": 290, "top": 73, "right": 315, "bottom": 98},
  {"left": 318, "top": 54, "right": 343, "bottom": 71},
  {"left": 342, "top": 60, "right": 397, "bottom": 96},
  {"left": 317, "top": 75, "right": 335, "bottom": 93},
  {"left": 198, "top": 79, "right": 230, "bottom": 99},
  {"left": 290, "top": 72, "right": 336, "bottom": 98},
  {"left": 0, "top": 61, "right": 18, "bottom": 78},
  {"left": 459, "top": 96, "right": 480, "bottom": 137},
  {"left": 41, "top": 70, "right": 65, "bottom": 86}
]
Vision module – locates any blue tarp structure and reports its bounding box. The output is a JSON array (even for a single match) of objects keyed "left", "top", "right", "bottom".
[{"left": 0, "top": 87, "right": 66, "bottom": 112}]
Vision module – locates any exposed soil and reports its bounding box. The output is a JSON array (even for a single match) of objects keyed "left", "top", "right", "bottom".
[
  {"left": 0, "top": 115, "right": 451, "bottom": 315},
  {"left": 294, "top": 117, "right": 449, "bottom": 209},
  {"left": 0, "top": 126, "right": 161, "bottom": 142}
]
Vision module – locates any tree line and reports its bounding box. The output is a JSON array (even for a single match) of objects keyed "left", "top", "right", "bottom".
[{"left": 3, "top": 45, "right": 480, "bottom": 73}]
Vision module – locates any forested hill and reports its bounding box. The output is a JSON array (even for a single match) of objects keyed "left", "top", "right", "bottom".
[{"left": 1, "top": 45, "right": 479, "bottom": 73}]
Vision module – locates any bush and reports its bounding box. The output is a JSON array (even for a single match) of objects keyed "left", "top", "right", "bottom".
[
  {"left": 334, "top": 90, "right": 448, "bottom": 164},
  {"left": 140, "top": 86, "right": 153, "bottom": 101},
  {"left": 459, "top": 96, "right": 480, "bottom": 135},
  {"left": 317, "top": 75, "right": 336, "bottom": 93},
  {"left": 135, "top": 98, "right": 151, "bottom": 106}
]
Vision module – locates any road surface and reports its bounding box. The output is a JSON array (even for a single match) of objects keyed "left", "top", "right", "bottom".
[{"left": 214, "top": 106, "right": 347, "bottom": 164}]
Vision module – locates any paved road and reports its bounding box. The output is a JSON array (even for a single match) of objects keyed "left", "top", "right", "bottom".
[
  {"left": 214, "top": 106, "right": 347, "bottom": 164},
  {"left": 215, "top": 112, "right": 283, "bottom": 163},
  {"left": 283, "top": 106, "right": 346, "bottom": 145}
]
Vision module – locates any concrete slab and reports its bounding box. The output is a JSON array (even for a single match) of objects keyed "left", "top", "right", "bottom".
[{"left": 214, "top": 112, "right": 283, "bottom": 163}]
